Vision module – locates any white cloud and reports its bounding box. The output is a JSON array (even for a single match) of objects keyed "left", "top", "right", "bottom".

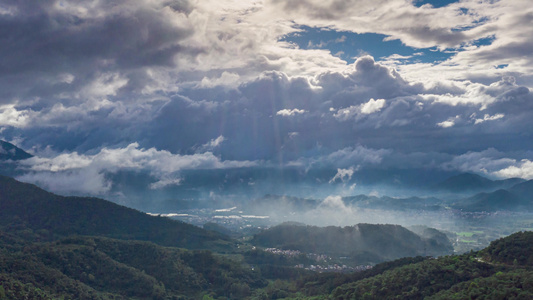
[
  {"left": 437, "top": 120, "right": 455, "bottom": 128},
  {"left": 334, "top": 105, "right": 359, "bottom": 120},
  {"left": 442, "top": 148, "right": 519, "bottom": 175},
  {"left": 473, "top": 113, "right": 504, "bottom": 124},
  {"left": 360, "top": 98, "right": 386, "bottom": 114},
  {"left": 276, "top": 108, "right": 307, "bottom": 116},
  {"left": 334, "top": 98, "right": 386, "bottom": 120},
  {"left": 0, "top": 104, "right": 35, "bottom": 128},
  {"left": 329, "top": 167, "right": 357, "bottom": 183},
  {"left": 203, "top": 135, "right": 226, "bottom": 149},
  {"left": 437, "top": 115, "right": 459, "bottom": 128},
  {"left": 17, "top": 167, "right": 112, "bottom": 196},
  {"left": 198, "top": 72, "right": 241, "bottom": 88},
  {"left": 493, "top": 159, "right": 533, "bottom": 180},
  {"left": 19, "top": 142, "right": 257, "bottom": 195}
]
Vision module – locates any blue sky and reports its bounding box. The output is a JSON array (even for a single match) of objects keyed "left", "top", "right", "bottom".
[
  {"left": 1, "top": 0, "right": 533, "bottom": 202},
  {"left": 281, "top": 26, "right": 455, "bottom": 64},
  {"left": 413, "top": 0, "right": 460, "bottom": 8}
]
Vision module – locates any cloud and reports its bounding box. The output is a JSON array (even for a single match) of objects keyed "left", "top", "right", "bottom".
[
  {"left": 1, "top": 0, "right": 533, "bottom": 202},
  {"left": 18, "top": 142, "right": 257, "bottom": 195},
  {"left": 324, "top": 146, "right": 391, "bottom": 167},
  {"left": 360, "top": 98, "right": 386, "bottom": 114},
  {"left": 149, "top": 177, "right": 183, "bottom": 190},
  {"left": 0, "top": 104, "right": 35, "bottom": 128},
  {"left": 0, "top": 0, "right": 196, "bottom": 102},
  {"left": 493, "top": 159, "right": 533, "bottom": 180},
  {"left": 437, "top": 116, "right": 459, "bottom": 128},
  {"left": 334, "top": 98, "right": 386, "bottom": 121},
  {"left": 329, "top": 167, "right": 357, "bottom": 183},
  {"left": 441, "top": 148, "right": 519, "bottom": 176},
  {"left": 276, "top": 108, "right": 307, "bottom": 116},
  {"left": 473, "top": 113, "right": 504, "bottom": 124},
  {"left": 203, "top": 135, "right": 226, "bottom": 149}
]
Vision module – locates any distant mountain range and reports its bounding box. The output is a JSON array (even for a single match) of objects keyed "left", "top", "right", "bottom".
[
  {"left": 431, "top": 172, "right": 525, "bottom": 193},
  {"left": 248, "top": 173, "right": 533, "bottom": 213},
  {"left": 342, "top": 194, "right": 444, "bottom": 211},
  {"left": 340, "top": 174, "right": 533, "bottom": 213},
  {"left": 452, "top": 179, "right": 533, "bottom": 212}
]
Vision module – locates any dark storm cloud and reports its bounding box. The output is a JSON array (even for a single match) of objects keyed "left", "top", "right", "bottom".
[{"left": 0, "top": 0, "right": 195, "bottom": 101}]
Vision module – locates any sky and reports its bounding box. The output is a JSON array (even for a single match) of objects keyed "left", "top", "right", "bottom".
[{"left": 1, "top": 0, "right": 533, "bottom": 202}]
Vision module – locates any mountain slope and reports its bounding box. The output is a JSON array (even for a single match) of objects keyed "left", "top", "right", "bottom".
[
  {"left": 508, "top": 179, "right": 533, "bottom": 199},
  {"left": 0, "top": 140, "right": 32, "bottom": 161},
  {"left": 293, "top": 231, "right": 533, "bottom": 300},
  {"left": 343, "top": 194, "right": 444, "bottom": 211},
  {"left": 0, "top": 175, "right": 232, "bottom": 250},
  {"left": 432, "top": 173, "right": 525, "bottom": 193},
  {"left": 251, "top": 223, "right": 453, "bottom": 264},
  {"left": 453, "top": 189, "right": 529, "bottom": 212},
  {"left": 0, "top": 234, "right": 265, "bottom": 299}
]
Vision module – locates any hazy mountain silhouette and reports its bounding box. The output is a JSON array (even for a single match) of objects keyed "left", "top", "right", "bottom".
[
  {"left": 0, "top": 140, "right": 32, "bottom": 161},
  {"left": 451, "top": 179, "right": 533, "bottom": 212},
  {"left": 432, "top": 172, "right": 525, "bottom": 193}
]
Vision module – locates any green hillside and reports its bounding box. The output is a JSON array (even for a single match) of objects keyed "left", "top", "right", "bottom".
[
  {"left": 265, "top": 231, "right": 533, "bottom": 299},
  {"left": 0, "top": 175, "right": 232, "bottom": 251},
  {"left": 251, "top": 223, "right": 454, "bottom": 264},
  {"left": 0, "top": 233, "right": 265, "bottom": 299}
]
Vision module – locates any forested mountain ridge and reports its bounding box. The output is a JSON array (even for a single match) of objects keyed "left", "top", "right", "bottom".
[
  {"left": 0, "top": 233, "right": 265, "bottom": 299},
  {"left": 0, "top": 175, "right": 232, "bottom": 251},
  {"left": 286, "top": 231, "right": 533, "bottom": 299},
  {"left": 251, "top": 222, "right": 454, "bottom": 264}
]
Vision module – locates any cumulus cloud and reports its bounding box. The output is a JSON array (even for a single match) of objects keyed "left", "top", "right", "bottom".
[
  {"left": 18, "top": 143, "right": 257, "bottom": 195},
  {"left": 0, "top": 104, "right": 35, "bottom": 128},
  {"left": 494, "top": 159, "right": 533, "bottom": 180},
  {"left": 334, "top": 98, "right": 386, "bottom": 120},
  {"left": 276, "top": 108, "right": 307, "bottom": 116},
  {"left": 360, "top": 98, "right": 386, "bottom": 114}
]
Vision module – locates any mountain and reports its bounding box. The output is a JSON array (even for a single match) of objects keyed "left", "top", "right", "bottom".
[
  {"left": 278, "top": 231, "right": 533, "bottom": 299},
  {"left": 450, "top": 179, "right": 533, "bottom": 212},
  {"left": 0, "top": 234, "right": 265, "bottom": 299},
  {"left": 453, "top": 189, "right": 529, "bottom": 212},
  {"left": 343, "top": 194, "right": 444, "bottom": 211},
  {"left": 251, "top": 223, "right": 453, "bottom": 264},
  {"left": 432, "top": 172, "right": 525, "bottom": 193},
  {"left": 244, "top": 194, "right": 320, "bottom": 214},
  {"left": 508, "top": 179, "right": 533, "bottom": 199},
  {"left": 0, "top": 140, "right": 32, "bottom": 161},
  {"left": 432, "top": 173, "right": 494, "bottom": 192},
  {"left": 0, "top": 175, "right": 232, "bottom": 251}
]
